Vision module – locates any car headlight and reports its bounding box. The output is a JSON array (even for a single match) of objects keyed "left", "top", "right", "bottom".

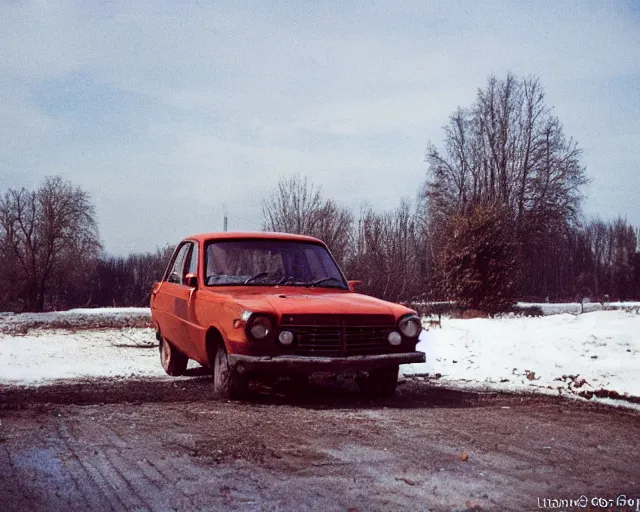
[
  {"left": 398, "top": 315, "right": 421, "bottom": 338},
  {"left": 278, "top": 330, "right": 295, "bottom": 346},
  {"left": 246, "top": 315, "right": 273, "bottom": 341},
  {"left": 387, "top": 331, "right": 402, "bottom": 346}
]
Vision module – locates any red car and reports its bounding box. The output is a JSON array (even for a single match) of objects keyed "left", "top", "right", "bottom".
[{"left": 150, "top": 232, "right": 425, "bottom": 398}]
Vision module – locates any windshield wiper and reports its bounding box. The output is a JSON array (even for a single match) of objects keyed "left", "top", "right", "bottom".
[
  {"left": 244, "top": 271, "right": 272, "bottom": 284},
  {"left": 304, "top": 277, "right": 345, "bottom": 288}
]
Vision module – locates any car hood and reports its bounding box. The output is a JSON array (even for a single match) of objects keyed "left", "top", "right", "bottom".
[{"left": 211, "top": 288, "right": 405, "bottom": 317}]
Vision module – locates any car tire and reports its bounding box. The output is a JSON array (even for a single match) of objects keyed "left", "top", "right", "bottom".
[
  {"left": 212, "top": 343, "right": 247, "bottom": 399},
  {"left": 357, "top": 365, "right": 399, "bottom": 398},
  {"left": 159, "top": 336, "right": 188, "bottom": 376}
]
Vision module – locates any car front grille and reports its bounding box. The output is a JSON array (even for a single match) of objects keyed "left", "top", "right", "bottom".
[{"left": 279, "top": 314, "right": 396, "bottom": 356}]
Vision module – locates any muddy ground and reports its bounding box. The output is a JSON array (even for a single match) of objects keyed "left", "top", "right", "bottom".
[{"left": 1, "top": 376, "right": 639, "bottom": 512}]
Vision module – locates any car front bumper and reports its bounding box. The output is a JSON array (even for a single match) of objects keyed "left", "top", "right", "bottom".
[{"left": 227, "top": 351, "right": 425, "bottom": 373}]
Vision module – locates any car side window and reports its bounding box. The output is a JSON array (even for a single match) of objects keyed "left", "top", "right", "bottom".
[
  {"left": 187, "top": 243, "right": 199, "bottom": 276},
  {"left": 167, "top": 243, "right": 192, "bottom": 284}
]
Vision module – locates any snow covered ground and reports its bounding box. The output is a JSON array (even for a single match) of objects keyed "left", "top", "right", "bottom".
[
  {"left": 404, "top": 310, "right": 640, "bottom": 406},
  {"left": 0, "top": 328, "right": 166, "bottom": 384},
  {"left": 0, "top": 307, "right": 639, "bottom": 408}
]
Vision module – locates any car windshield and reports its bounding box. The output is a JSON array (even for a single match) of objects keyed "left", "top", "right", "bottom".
[{"left": 204, "top": 239, "right": 348, "bottom": 288}]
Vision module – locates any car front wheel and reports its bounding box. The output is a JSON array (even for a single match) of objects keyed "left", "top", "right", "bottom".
[
  {"left": 357, "top": 365, "right": 399, "bottom": 398},
  {"left": 212, "top": 343, "right": 247, "bottom": 399},
  {"left": 159, "top": 336, "right": 188, "bottom": 376}
]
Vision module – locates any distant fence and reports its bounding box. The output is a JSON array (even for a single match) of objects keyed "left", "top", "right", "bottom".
[{"left": 403, "top": 300, "right": 640, "bottom": 318}]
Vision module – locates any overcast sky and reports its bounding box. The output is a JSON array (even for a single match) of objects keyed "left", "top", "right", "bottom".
[{"left": 1, "top": 1, "right": 639, "bottom": 255}]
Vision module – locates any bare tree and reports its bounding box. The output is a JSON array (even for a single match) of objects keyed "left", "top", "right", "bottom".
[
  {"left": 581, "top": 217, "right": 638, "bottom": 300},
  {"left": 346, "top": 200, "right": 424, "bottom": 301},
  {"left": 261, "top": 174, "right": 324, "bottom": 234},
  {"left": 425, "top": 74, "right": 589, "bottom": 301},
  {"left": 427, "top": 74, "right": 587, "bottom": 228},
  {"left": 261, "top": 175, "right": 429, "bottom": 300},
  {"left": 261, "top": 174, "right": 353, "bottom": 266},
  {"left": 0, "top": 176, "right": 101, "bottom": 311}
]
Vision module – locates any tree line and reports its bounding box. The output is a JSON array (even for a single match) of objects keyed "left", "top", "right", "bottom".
[
  {"left": 262, "top": 175, "right": 640, "bottom": 307},
  {"left": 0, "top": 176, "right": 174, "bottom": 312},
  {"left": 1, "top": 74, "right": 638, "bottom": 312}
]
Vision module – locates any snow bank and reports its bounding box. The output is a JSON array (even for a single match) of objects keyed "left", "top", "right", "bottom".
[
  {"left": 0, "top": 307, "right": 151, "bottom": 333},
  {"left": 403, "top": 310, "right": 640, "bottom": 401}
]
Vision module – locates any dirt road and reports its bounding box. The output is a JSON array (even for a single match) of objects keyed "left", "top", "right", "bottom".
[{"left": 1, "top": 377, "right": 639, "bottom": 511}]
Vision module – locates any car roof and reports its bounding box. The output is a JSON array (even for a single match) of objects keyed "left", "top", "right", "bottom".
[{"left": 184, "top": 231, "right": 325, "bottom": 245}]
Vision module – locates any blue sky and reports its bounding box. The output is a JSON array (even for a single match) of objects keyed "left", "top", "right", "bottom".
[{"left": 1, "top": 1, "right": 639, "bottom": 255}]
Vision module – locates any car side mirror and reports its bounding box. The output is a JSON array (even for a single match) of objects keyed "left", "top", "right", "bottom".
[
  {"left": 184, "top": 273, "right": 198, "bottom": 289},
  {"left": 347, "top": 280, "right": 361, "bottom": 292}
]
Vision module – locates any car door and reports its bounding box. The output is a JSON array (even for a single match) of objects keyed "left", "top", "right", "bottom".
[
  {"left": 154, "top": 241, "right": 195, "bottom": 355},
  {"left": 180, "top": 241, "right": 208, "bottom": 360},
  {"left": 151, "top": 243, "right": 189, "bottom": 336}
]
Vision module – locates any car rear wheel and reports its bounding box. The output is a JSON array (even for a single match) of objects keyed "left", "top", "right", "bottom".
[
  {"left": 212, "top": 344, "right": 247, "bottom": 399},
  {"left": 357, "top": 365, "right": 399, "bottom": 398},
  {"left": 159, "top": 336, "right": 188, "bottom": 376}
]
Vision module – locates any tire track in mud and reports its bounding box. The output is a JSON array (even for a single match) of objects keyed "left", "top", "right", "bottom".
[
  {"left": 0, "top": 445, "right": 37, "bottom": 512},
  {"left": 56, "top": 414, "right": 204, "bottom": 512},
  {"left": 57, "top": 419, "right": 129, "bottom": 511}
]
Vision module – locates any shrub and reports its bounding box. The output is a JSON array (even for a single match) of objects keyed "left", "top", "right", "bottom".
[{"left": 439, "top": 203, "right": 518, "bottom": 316}]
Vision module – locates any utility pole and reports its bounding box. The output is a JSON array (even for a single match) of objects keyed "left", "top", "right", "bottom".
[{"left": 223, "top": 203, "right": 228, "bottom": 232}]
